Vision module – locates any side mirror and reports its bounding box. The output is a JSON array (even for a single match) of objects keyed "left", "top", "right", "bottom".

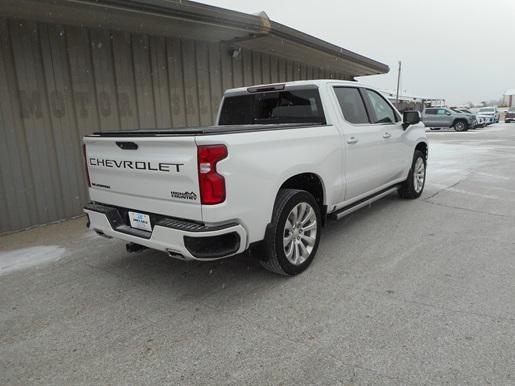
[{"left": 402, "top": 111, "right": 420, "bottom": 130}]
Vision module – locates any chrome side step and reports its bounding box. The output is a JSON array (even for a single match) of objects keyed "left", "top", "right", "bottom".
[{"left": 330, "top": 186, "right": 399, "bottom": 221}]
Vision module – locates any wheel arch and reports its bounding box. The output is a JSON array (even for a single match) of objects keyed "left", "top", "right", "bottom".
[
  {"left": 415, "top": 141, "right": 428, "bottom": 160},
  {"left": 276, "top": 172, "right": 327, "bottom": 219}
]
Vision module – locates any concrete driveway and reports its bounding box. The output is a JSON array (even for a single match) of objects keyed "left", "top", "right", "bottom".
[{"left": 1, "top": 123, "right": 515, "bottom": 385}]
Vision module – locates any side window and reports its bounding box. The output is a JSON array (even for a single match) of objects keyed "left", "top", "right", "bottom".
[
  {"left": 333, "top": 87, "right": 369, "bottom": 124},
  {"left": 425, "top": 109, "right": 437, "bottom": 115},
  {"left": 364, "top": 89, "right": 399, "bottom": 124},
  {"left": 437, "top": 109, "right": 448, "bottom": 115}
]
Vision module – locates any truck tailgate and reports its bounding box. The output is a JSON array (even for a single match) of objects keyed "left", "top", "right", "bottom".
[{"left": 83, "top": 136, "right": 201, "bottom": 221}]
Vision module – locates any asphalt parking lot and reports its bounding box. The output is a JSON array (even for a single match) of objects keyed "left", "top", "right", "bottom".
[{"left": 1, "top": 123, "right": 515, "bottom": 385}]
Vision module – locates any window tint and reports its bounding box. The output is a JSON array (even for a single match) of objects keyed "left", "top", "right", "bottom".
[
  {"left": 425, "top": 109, "right": 437, "bottom": 115},
  {"left": 333, "top": 87, "right": 369, "bottom": 124},
  {"left": 364, "top": 89, "right": 398, "bottom": 124},
  {"left": 218, "top": 89, "right": 325, "bottom": 125}
]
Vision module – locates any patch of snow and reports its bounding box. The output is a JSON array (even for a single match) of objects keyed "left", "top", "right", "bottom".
[{"left": 0, "top": 246, "right": 66, "bottom": 276}]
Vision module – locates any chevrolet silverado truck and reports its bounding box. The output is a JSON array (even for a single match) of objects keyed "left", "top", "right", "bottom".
[{"left": 83, "top": 80, "right": 427, "bottom": 276}]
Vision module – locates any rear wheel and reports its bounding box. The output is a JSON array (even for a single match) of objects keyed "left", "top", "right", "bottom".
[
  {"left": 454, "top": 120, "right": 468, "bottom": 132},
  {"left": 259, "top": 189, "right": 321, "bottom": 276},
  {"left": 398, "top": 150, "right": 426, "bottom": 199}
]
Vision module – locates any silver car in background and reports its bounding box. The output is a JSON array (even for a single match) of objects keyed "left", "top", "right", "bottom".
[
  {"left": 422, "top": 107, "right": 476, "bottom": 131},
  {"left": 451, "top": 108, "right": 483, "bottom": 128}
]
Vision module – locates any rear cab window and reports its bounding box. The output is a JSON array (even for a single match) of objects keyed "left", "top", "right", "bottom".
[
  {"left": 219, "top": 88, "right": 326, "bottom": 125},
  {"left": 333, "top": 87, "right": 370, "bottom": 124}
]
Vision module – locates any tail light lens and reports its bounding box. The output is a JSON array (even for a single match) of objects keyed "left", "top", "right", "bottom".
[
  {"left": 197, "top": 144, "right": 227, "bottom": 205},
  {"left": 82, "top": 144, "right": 91, "bottom": 187}
]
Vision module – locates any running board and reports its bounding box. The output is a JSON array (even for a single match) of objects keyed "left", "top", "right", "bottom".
[{"left": 329, "top": 186, "right": 399, "bottom": 221}]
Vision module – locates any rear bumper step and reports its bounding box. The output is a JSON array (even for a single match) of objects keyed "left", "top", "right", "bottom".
[{"left": 84, "top": 203, "right": 247, "bottom": 260}]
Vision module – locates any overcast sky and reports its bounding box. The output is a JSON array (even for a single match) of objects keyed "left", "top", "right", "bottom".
[{"left": 200, "top": 0, "right": 515, "bottom": 105}]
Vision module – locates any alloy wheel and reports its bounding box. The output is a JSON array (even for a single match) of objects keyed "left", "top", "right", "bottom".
[
  {"left": 283, "top": 202, "right": 317, "bottom": 265},
  {"left": 414, "top": 157, "right": 425, "bottom": 193}
]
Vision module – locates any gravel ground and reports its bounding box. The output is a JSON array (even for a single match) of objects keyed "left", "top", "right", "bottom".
[{"left": 1, "top": 123, "right": 515, "bottom": 385}]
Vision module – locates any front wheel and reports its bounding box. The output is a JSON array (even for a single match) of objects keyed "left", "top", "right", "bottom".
[
  {"left": 259, "top": 189, "right": 321, "bottom": 276},
  {"left": 398, "top": 150, "right": 426, "bottom": 199}
]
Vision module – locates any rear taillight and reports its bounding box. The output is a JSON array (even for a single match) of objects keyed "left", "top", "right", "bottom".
[
  {"left": 197, "top": 144, "right": 227, "bottom": 205},
  {"left": 82, "top": 143, "right": 91, "bottom": 187}
]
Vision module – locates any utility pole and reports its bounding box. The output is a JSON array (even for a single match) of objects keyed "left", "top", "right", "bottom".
[{"left": 395, "top": 60, "right": 402, "bottom": 105}]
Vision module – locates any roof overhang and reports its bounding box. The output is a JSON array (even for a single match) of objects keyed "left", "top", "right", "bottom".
[{"left": 0, "top": 0, "right": 389, "bottom": 77}]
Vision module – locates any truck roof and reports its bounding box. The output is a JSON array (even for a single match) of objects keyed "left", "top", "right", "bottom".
[{"left": 224, "top": 79, "right": 373, "bottom": 96}]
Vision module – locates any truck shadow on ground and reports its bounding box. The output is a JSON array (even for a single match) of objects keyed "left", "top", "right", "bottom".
[{"left": 87, "top": 195, "right": 403, "bottom": 300}]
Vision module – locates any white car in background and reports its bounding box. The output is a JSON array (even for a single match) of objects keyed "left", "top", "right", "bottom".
[{"left": 477, "top": 107, "right": 500, "bottom": 125}]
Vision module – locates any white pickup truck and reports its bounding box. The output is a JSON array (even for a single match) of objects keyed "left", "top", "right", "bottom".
[{"left": 83, "top": 80, "right": 427, "bottom": 275}]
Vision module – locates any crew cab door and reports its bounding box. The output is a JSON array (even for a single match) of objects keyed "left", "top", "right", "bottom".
[
  {"left": 435, "top": 108, "right": 452, "bottom": 127},
  {"left": 361, "top": 88, "right": 407, "bottom": 183},
  {"left": 422, "top": 108, "right": 437, "bottom": 127},
  {"left": 332, "top": 86, "right": 385, "bottom": 200}
]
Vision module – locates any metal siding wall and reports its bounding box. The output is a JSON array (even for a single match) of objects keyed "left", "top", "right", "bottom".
[
  {"left": 0, "top": 18, "right": 347, "bottom": 233},
  {"left": 208, "top": 43, "right": 223, "bottom": 123},
  {"left": 196, "top": 41, "right": 212, "bottom": 126},
  {"left": 150, "top": 36, "right": 172, "bottom": 129}
]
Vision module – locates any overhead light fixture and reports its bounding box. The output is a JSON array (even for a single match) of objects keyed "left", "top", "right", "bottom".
[{"left": 230, "top": 47, "right": 241, "bottom": 60}]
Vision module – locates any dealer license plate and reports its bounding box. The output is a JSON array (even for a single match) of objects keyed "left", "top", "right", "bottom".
[{"left": 128, "top": 211, "right": 152, "bottom": 232}]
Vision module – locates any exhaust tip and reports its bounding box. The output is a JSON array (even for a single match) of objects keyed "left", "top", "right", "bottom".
[{"left": 166, "top": 249, "right": 185, "bottom": 260}]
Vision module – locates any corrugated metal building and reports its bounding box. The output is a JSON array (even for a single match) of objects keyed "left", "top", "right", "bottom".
[{"left": 0, "top": 0, "right": 388, "bottom": 233}]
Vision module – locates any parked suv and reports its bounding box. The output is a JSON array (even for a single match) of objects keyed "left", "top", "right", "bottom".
[
  {"left": 477, "top": 107, "right": 500, "bottom": 125},
  {"left": 422, "top": 107, "right": 476, "bottom": 131},
  {"left": 505, "top": 107, "right": 515, "bottom": 123}
]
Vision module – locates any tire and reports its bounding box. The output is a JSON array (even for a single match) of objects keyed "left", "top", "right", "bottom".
[
  {"left": 259, "top": 189, "right": 322, "bottom": 276},
  {"left": 398, "top": 150, "right": 426, "bottom": 199},
  {"left": 454, "top": 120, "right": 467, "bottom": 132}
]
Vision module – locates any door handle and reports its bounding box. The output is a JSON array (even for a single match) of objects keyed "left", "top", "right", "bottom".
[
  {"left": 347, "top": 137, "right": 359, "bottom": 144},
  {"left": 383, "top": 132, "right": 392, "bottom": 139}
]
